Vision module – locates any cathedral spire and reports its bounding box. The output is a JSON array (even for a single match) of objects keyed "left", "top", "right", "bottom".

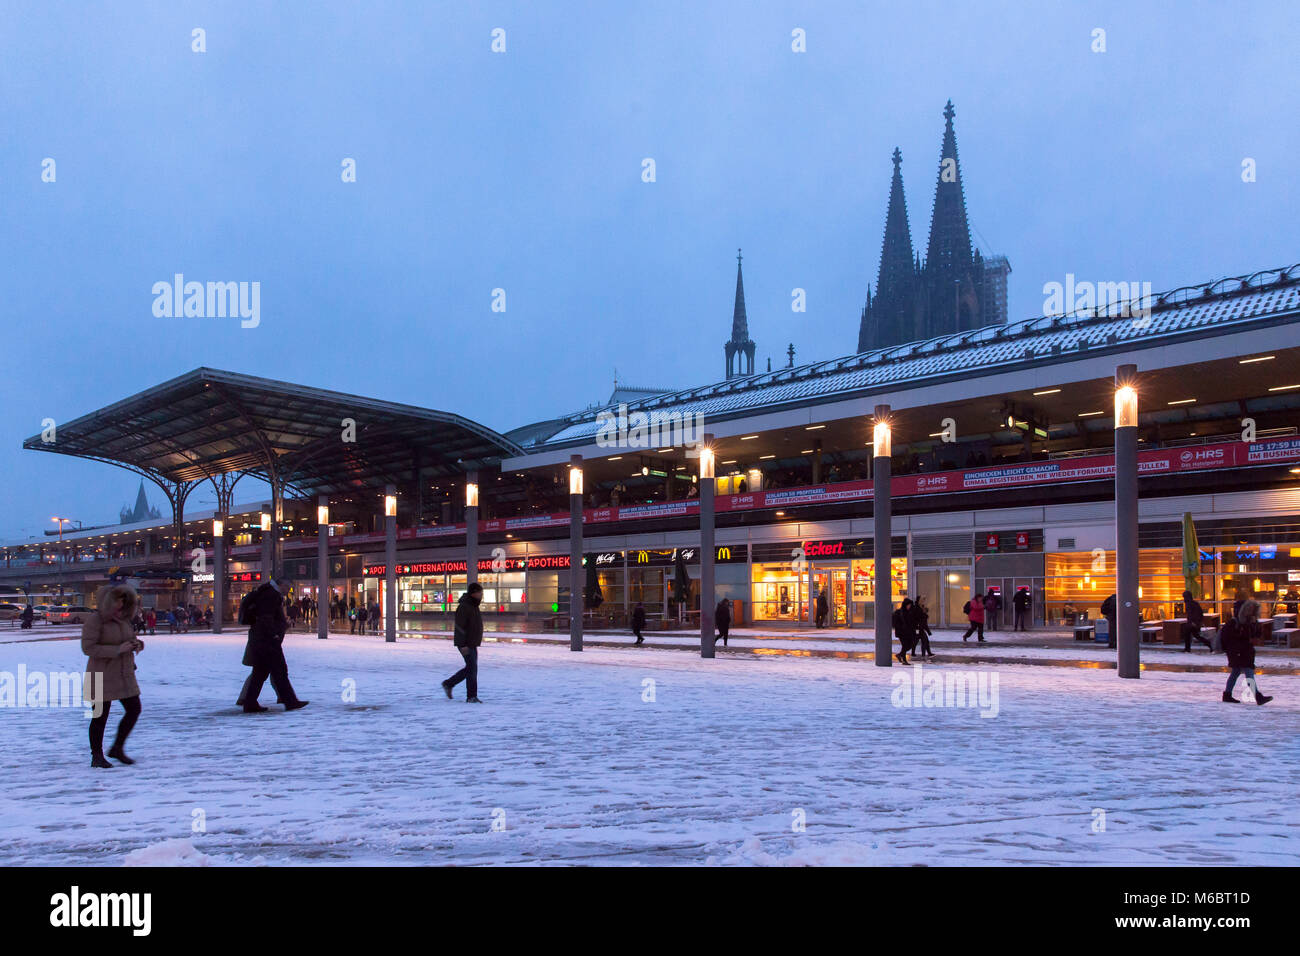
[
  {"left": 923, "top": 99, "right": 980, "bottom": 332},
  {"left": 724, "top": 248, "right": 756, "bottom": 379},
  {"left": 877, "top": 148, "right": 916, "bottom": 306},
  {"left": 858, "top": 148, "right": 920, "bottom": 353}
]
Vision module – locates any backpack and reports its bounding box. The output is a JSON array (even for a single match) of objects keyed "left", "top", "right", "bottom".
[
  {"left": 962, "top": 600, "right": 971, "bottom": 615},
  {"left": 237, "top": 592, "right": 256, "bottom": 626}
]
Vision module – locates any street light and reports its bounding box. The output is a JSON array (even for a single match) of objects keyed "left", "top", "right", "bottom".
[{"left": 51, "top": 517, "right": 75, "bottom": 600}]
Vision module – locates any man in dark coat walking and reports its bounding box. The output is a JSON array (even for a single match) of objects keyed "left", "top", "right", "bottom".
[
  {"left": 237, "top": 577, "right": 308, "bottom": 713},
  {"left": 631, "top": 601, "right": 646, "bottom": 645},
  {"left": 815, "top": 589, "right": 829, "bottom": 628},
  {"left": 715, "top": 598, "right": 731, "bottom": 647},
  {"left": 442, "top": 583, "right": 484, "bottom": 702},
  {"left": 1181, "top": 590, "right": 1212, "bottom": 652}
]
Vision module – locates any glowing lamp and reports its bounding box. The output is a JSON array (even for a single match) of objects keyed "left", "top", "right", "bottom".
[
  {"left": 873, "top": 420, "right": 892, "bottom": 458},
  {"left": 1115, "top": 385, "right": 1138, "bottom": 429}
]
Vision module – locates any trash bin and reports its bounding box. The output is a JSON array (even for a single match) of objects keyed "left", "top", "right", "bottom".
[{"left": 1094, "top": 618, "right": 1109, "bottom": 643}]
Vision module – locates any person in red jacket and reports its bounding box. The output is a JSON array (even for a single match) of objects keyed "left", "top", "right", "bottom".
[{"left": 961, "top": 592, "right": 986, "bottom": 643}]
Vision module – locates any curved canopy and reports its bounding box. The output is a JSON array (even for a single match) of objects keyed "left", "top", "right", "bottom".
[{"left": 22, "top": 367, "right": 522, "bottom": 497}]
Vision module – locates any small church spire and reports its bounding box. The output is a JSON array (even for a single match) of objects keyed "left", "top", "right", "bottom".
[{"left": 724, "top": 248, "right": 757, "bottom": 379}]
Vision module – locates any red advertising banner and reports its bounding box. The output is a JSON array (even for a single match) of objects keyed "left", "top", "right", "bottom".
[{"left": 316, "top": 438, "right": 1300, "bottom": 545}]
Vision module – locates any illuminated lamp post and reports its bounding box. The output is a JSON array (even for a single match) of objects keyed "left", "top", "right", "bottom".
[
  {"left": 1115, "top": 366, "right": 1140, "bottom": 678},
  {"left": 212, "top": 517, "right": 225, "bottom": 634},
  {"left": 384, "top": 488, "right": 397, "bottom": 643},
  {"left": 873, "top": 406, "right": 893, "bottom": 666},
  {"left": 465, "top": 473, "right": 479, "bottom": 589},
  {"left": 259, "top": 510, "right": 273, "bottom": 582},
  {"left": 699, "top": 436, "right": 716, "bottom": 658},
  {"left": 569, "top": 455, "right": 583, "bottom": 652},
  {"left": 316, "top": 497, "right": 329, "bottom": 639}
]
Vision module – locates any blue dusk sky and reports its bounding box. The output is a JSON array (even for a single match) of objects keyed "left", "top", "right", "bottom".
[{"left": 1, "top": 0, "right": 1296, "bottom": 540}]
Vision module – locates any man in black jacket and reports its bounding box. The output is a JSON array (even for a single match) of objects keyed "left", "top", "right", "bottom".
[
  {"left": 1181, "top": 590, "right": 1212, "bottom": 652},
  {"left": 442, "top": 583, "right": 484, "bottom": 703},
  {"left": 1012, "top": 587, "right": 1031, "bottom": 631},
  {"left": 631, "top": 602, "right": 646, "bottom": 645},
  {"left": 1101, "top": 593, "right": 1118, "bottom": 649},
  {"left": 715, "top": 598, "right": 731, "bottom": 647},
  {"left": 238, "top": 577, "right": 308, "bottom": 713}
]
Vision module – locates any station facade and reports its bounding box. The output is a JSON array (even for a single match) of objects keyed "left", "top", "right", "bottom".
[{"left": 7, "top": 262, "right": 1300, "bottom": 640}]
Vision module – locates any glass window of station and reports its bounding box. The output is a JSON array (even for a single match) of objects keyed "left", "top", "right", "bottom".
[{"left": 1045, "top": 542, "right": 1300, "bottom": 624}]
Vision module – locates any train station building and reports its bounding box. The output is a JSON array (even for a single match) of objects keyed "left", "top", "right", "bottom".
[{"left": 6, "top": 261, "right": 1300, "bottom": 645}]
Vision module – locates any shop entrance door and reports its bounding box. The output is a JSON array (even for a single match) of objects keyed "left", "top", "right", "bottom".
[{"left": 810, "top": 566, "right": 850, "bottom": 626}]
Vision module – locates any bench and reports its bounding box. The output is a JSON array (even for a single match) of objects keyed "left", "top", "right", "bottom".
[{"left": 1072, "top": 624, "right": 1095, "bottom": 641}]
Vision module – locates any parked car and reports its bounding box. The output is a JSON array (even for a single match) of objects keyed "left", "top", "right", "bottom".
[
  {"left": 49, "top": 605, "right": 93, "bottom": 625},
  {"left": 32, "top": 604, "right": 55, "bottom": 622}
]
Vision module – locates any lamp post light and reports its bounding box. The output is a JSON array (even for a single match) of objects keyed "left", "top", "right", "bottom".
[
  {"left": 316, "top": 497, "right": 329, "bottom": 639},
  {"left": 699, "top": 437, "right": 716, "bottom": 658},
  {"left": 1114, "top": 366, "right": 1140, "bottom": 679},
  {"left": 569, "top": 456, "right": 583, "bottom": 652},
  {"left": 465, "top": 474, "right": 479, "bottom": 589},
  {"left": 872, "top": 406, "right": 893, "bottom": 666},
  {"left": 213, "top": 517, "right": 225, "bottom": 634},
  {"left": 384, "top": 489, "right": 397, "bottom": 643},
  {"left": 259, "top": 510, "right": 273, "bottom": 582},
  {"left": 51, "top": 517, "right": 74, "bottom": 601}
]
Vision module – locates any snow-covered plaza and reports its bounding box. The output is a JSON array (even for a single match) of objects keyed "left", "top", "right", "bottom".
[{"left": 2, "top": 629, "right": 1296, "bottom": 866}]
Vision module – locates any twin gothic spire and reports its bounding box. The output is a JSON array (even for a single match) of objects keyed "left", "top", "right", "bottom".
[{"left": 859, "top": 100, "right": 1000, "bottom": 353}]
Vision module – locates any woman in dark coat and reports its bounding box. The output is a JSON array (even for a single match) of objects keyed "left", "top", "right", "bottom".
[
  {"left": 892, "top": 597, "right": 917, "bottom": 665},
  {"left": 81, "top": 584, "right": 145, "bottom": 768},
  {"left": 1222, "top": 602, "right": 1272, "bottom": 705},
  {"left": 912, "top": 595, "right": 935, "bottom": 660},
  {"left": 715, "top": 598, "right": 731, "bottom": 647}
]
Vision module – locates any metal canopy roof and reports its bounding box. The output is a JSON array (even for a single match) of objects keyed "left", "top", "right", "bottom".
[
  {"left": 530, "top": 263, "right": 1300, "bottom": 447},
  {"left": 21, "top": 368, "right": 523, "bottom": 498}
]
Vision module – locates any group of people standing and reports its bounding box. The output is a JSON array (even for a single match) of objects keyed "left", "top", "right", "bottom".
[{"left": 324, "top": 595, "right": 382, "bottom": 634}]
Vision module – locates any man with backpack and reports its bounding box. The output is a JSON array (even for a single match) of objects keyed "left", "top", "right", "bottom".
[
  {"left": 237, "top": 576, "right": 309, "bottom": 713},
  {"left": 1221, "top": 597, "right": 1272, "bottom": 705}
]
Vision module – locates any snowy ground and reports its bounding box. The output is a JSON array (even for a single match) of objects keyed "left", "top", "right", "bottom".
[{"left": 1, "top": 631, "right": 1297, "bottom": 866}]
